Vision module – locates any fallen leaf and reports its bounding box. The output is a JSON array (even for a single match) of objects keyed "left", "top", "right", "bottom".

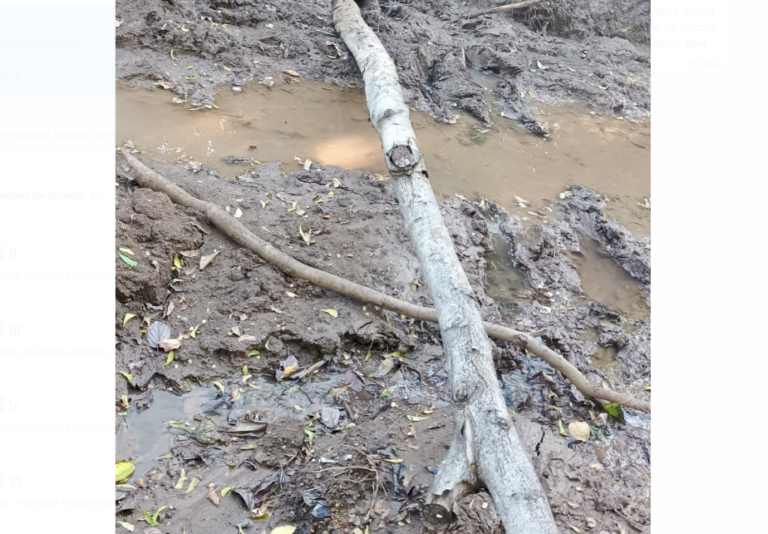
[
  {"left": 407, "top": 414, "right": 427, "bottom": 422},
  {"left": 234, "top": 207, "right": 243, "bottom": 218},
  {"left": 207, "top": 484, "right": 220, "bottom": 505},
  {"left": 558, "top": 419, "right": 567, "bottom": 436},
  {"left": 278, "top": 355, "right": 300, "bottom": 380},
  {"left": 200, "top": 250, "right": 220, "bottom": 270},
  {"left": 380, "top": 388, "right": 390, "bottom": 398},
  {"left": 569, "top": 527, "right": 581, "bottom": 533},
  {"left": 568, "top": 421, "right": 591, "bottom": 442},
  {"left": 116, "top": 461, "right": 135, "bottom": 482},
  {"left": 147, "top": 321, "right": 172, "bottom": 349},
  {"left": 321, "top": 308, "right": 338, "bottom": 318},
  {"left": 590, "top": 463, "right": 603, "bottom": 471},
  {"left": 239, "top": 334, "right": 258, "bottom": 342},
  {"left": 158, "top": 338, "right": 182, "bottom": 352},
  {"left": 123, "top": 313, "right": 137, "bottom": 326},
  {"left": 164, "top": 351, "right": 175, "bottom": 366},
  {"left": 283, "top": 70, "right": 301, "bottom": 77},
  {"left": 117, "top": 522, "right": 134, "bottom": 532},
  {"left": 178, "top": 249, "right": 199, "bottom": 258},
  {"left": 327, "top": 191, "right": 334, "bottom": 198},
  {"left": 248, "top": 350, "right": 260, "bottom": 357},
  {"left": 213, "top": 381, "right": 225, "bottom": 393},
  {"left": 407, "top": 424, "right": 416, "bottom": 438},
  {"left": 221, "top": 486, "right": 233, "bottom": 497},
  {"left": 120, "top": 371, "right": 133, "bottom": 383},
  {"left": 286, "top": 291, "right": 297, "bottom": 298},
  {"left": 332, "top": 178, "right": 341, "bottom": 187},
  {"left": 383, "top": 458, "right": 403, "bottom": 464},
  {"left": 186, "top": 477, "right": 200, "bottom": 493},
  {"left": 173, "top": 254, "right": 182, "bottom": 270},
  {"left": 373, "top": 358, "right": 394, "bottom": 378},
  {"left": 119, "top": 247, "right": 134, "bottom": 255},
  {"left": 586, "top": 517, "right": 597, "bottom": 528},
  {"left": 119, "top": 253, "right": 137, "bottom": 267},
  {"left": 567, "top": 502, "right": 580, "bottom": 509}
]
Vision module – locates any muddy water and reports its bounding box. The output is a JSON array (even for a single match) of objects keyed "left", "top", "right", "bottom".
[
  {"left": 116, "top": 79, "right": 650, "bottom": 235},
  {"left": 569, "top": 233, "right": 650, "bottom": 319}
]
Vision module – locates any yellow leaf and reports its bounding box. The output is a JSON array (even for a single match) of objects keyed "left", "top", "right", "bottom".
[
  {"left": 321, "top": 309, "right": 338, "bottom": 318},
  {"left": 407, "top": 415, "right": 427, "bottom": 422},
  {"left": 568, "top": 421, "right": 591, "bottom": 442},
  {"left": 221, "top": 486, "right": 232, "bottom": 497},
  {"left": 123, "top": 313, "right": 136, "bottom": 326},
  {"left": 116, "top": 461, "right": 135, "bottom": 483},
  {"left": 117, "top": 522, "right": 134, "bottom": 532},
  {"left": 119, "top": 248, "right": 134, "bottom": 256},
  {"left": 119, "top": 371, "right": 133, "bottom": 383},
  {"left": 186, "top": 476, "right": 200, "bottom": 493},
  {"left": 165, "top": 351, "right": 175, "bottom": 366},
  {"left": 271, "top": 527, "right": 297, "bottom": 534},
  {"left": 213, "top": 381, "right": 225, "bottom": 393},
  {"left": 383, "top": 458, "right": 403, "bottom": 464},
  {"left": 234, "top": 207, "right": 243, "bottom": 218}
]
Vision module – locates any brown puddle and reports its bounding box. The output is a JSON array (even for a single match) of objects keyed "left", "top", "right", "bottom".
[
  {"left": 569, "top": 233, "right": 650, "bottom": 320},
  {"left": 116, "top": 79, "right": 650, "bottom": 235}
]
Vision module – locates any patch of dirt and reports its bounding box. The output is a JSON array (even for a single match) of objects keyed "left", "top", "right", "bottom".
[
  {"left": 115, "top": 155, "right": 650, "bottom": 534},
  {"left": 116, "top": 0, "right": 650, "bottom": 131}
]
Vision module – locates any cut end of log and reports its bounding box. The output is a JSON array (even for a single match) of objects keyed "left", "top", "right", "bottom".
[
  {"left": 388, "top": 144, "right": 416, "bottom": 170},
  {"left": 421, "top": 503, "right": 457, "bottom": 525}
]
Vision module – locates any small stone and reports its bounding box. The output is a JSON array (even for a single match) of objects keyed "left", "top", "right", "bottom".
[{"left": 232, "top": 86, "right": 242, "bottom": 92}]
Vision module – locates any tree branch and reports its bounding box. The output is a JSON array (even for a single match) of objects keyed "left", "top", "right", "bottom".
[{"left": 466, "top": 0, "right": 553, "bottom": 20}]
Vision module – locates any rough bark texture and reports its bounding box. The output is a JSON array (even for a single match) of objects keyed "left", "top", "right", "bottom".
[{"left": 332, "top": 1, "right": 559, "bottom": 532}]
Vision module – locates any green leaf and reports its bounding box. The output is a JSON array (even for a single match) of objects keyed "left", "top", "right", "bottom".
[
  {"left": 174, "top": 469, "right": 187, "bottom": 489},
  {"left": 602, "top": 402, "right": 625, "bottom": 423},
  {"left": 288, "top": 201, "right": 297, "bottom": 212},
  {"left": 186, "top": 477, "right": 200, "bottom": 493},
  {"left": 380, "top": 388, "right": 390, "bottom": 398},
  {"left": 242, "top": 365, "right": 248, "bottom": 375},
  {"left": 407, "top": 415, "right": 427, "bottom": 422},
  {"left": 123, "top": 313, "right": 136, "bottom": 326},
  {"left": 222, "top": 65, "right": 231, "bottom": 71},
  {"left": 240, "top": 443, "right": 257, "bottom": 450},
  {"left": 143, "top": 510, "right": 159, "bottom": 527},
  {"left": 117, "top": 521, "right": 134, "bottom": 532},
  {"left": 248, "top": 350, "right": 260, "bottom": 357},
  {"left": 116, "top": 461, "right": 135, "bottom": 482},
  {"left": 119, "top": 248, "right": 134, "bottom": 256},
  {"left": 364, "top": 352, "right": 372, "bottom": 361},
  {"left": 186, "top": 77, "right": 197, "bottom": 82},
  {"left": 558, "top": 419, "right": 567, "bottom": 437},
  {"left": 173, "top": 254, "right": 182, "bottom": 269},
  {"left": 299, "top": 225, "right": 315, "bottom": 245},
  {"left": 383, "top": 458, "right": 403, "bottom": 464},
  {"left": 165, "top": 351, "right": 175, "bottom": 366},
  {"left": 213, "top": 381, "right": 225, "bottom": 393},
  {"left": 344, "top": 423, "right": 356, "bottom": 430},
  {"left": 234, "top": 207, "right": 243, "bottom": 218},
  {"left": 321, "top": 309, "right": 338, "bottom": 318},
  {"left": 119, "top": 253, "right": 137, "bottom": 267},
  {"left": 221, "top": 486, "right": 233, "bottom": 496},
  {"left": 119, "top": 371, "right": 133, "bottom": 383},
  {"left": 265, "top": 338, "right": 270, "bottom": 350},
  {"left": 314, "top": 195, "right": 324, "bottom": 203}
]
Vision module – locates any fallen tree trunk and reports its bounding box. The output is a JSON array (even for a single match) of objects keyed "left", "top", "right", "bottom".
[
  {"left": 332, "top": 1, "right": 557, "bottom": 532},
  {"left": 466, "top": 0, "right": 552, "bottom": 20},
  {"left": 122, "top": 150, "right": 650, "bottom": 414}
]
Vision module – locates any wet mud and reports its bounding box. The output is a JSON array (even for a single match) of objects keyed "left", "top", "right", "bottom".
[{"left": 115, "top": 1, "right": 651, "bottom": 533}]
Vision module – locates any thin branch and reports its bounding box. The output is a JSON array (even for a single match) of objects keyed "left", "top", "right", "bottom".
[{"left": 465, "top": 0, "right": 553, "bottom": 20}]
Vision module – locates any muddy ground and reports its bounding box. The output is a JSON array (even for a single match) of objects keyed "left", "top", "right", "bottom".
[
  {"left": 115, "top": 1, "right": 650, "bottom": 533},
  {"left": 116, "top": 0, "right": 650, "bottom": 134}
]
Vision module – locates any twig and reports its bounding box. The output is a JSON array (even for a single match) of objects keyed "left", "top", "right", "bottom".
[
  {"left": 120, "top": 150, "right": 649, "bottom": 414},
  {"left": 295, "top": 359, "right": 328, "bottom": 380},
  {"left": 465, "top": 0, "right": 553, "bottom": 20}
]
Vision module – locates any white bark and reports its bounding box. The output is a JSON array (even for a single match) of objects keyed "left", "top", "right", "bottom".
[{"left": 332, "top": 1, "right": 558, "bottom": 533}]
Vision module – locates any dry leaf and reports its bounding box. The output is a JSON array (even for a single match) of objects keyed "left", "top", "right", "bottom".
[
  {"left": 200, "top": 250, "right": 220, "bottom": 270},
  {"left": 567, "top": 502, "right": 580, "bottom": 509},
  {"left": 158, "top": 338, "right": 182, "bottom": 352},
  {"left": 568, "top": 421, "right": 591, "bottom": 442},
  {"left": 239, "top": 334, "right": 258, "bottom": 342},
  {"left": 372, "top": 358, "right": 394, "bottom": 378},
  {"left": 283, "top": 70, "right": 301, "bottom": 77},
  {"left": 207, "top": 484, "right": 220, "bottom": 506},
  {"left": 178, "top": 250, "right": 199, "bottom": 258},
  {"left": 270, "top": 306, "right": 284, "bottom": 314},
  {"left": 286, "top": 292, "right": 297, "bottom": 298},
  {"left": 271, "top": 527, "right": 297, "bottom": 534},
  {"left": 332, "top": 178, "right": 341, "bottom": 188}
]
